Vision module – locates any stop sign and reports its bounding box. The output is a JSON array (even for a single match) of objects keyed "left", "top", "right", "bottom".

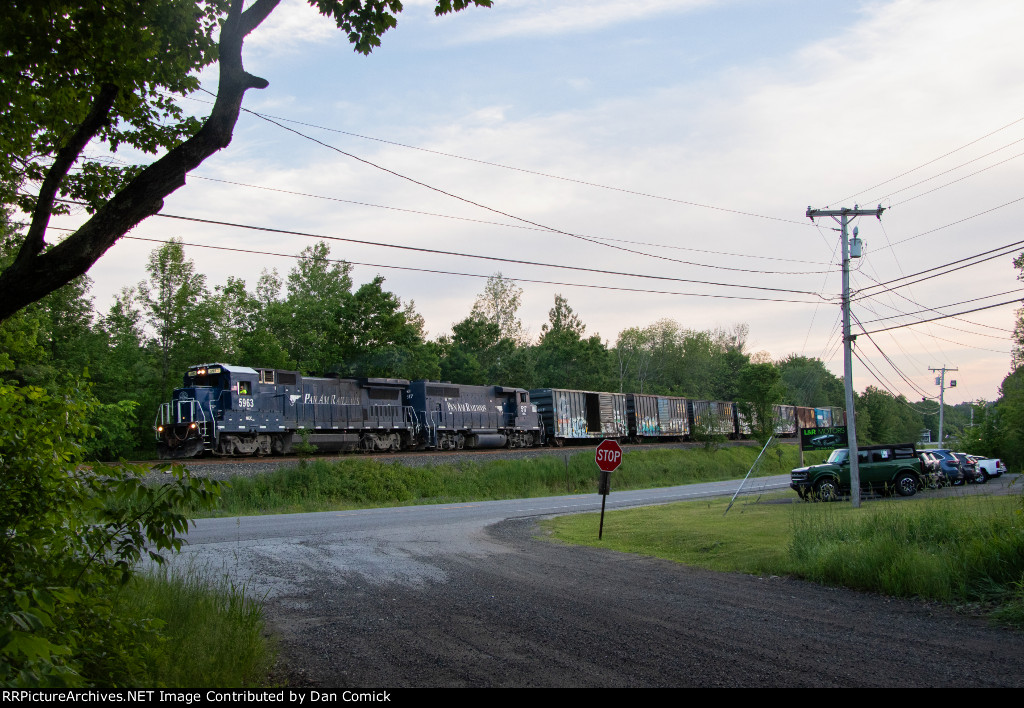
[{"left": 595, "top": 439, "right": 623, "bottom": 472}]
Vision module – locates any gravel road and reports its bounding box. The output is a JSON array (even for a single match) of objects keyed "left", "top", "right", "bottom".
[
  {"left": 178, "top": 477, "right": 1024, "bottom": 688},
  {"left": 263, "top": 517, "right": 1023, "bottom": 688}
]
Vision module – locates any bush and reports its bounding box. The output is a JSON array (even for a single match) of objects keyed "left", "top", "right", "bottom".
[{"left": 0, "top": 382, "right": 221, "bottom": 686}]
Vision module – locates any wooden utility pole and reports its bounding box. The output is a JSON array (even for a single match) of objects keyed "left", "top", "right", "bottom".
[{"left": 806, "top": 205, "right": 884, "bottom": 508}]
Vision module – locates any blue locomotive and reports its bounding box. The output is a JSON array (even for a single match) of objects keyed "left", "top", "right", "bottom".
[{"left": 154, "top": 363, "right": 544, "bottom": 459}]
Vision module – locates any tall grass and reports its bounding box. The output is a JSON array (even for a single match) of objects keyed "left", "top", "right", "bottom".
[
  {"left": 789, "top": 495, "right": 1024, "bottom": 603},
  {"left": 201, "top": 445, "right": 824, "bottom": 517},
  {"left": 113, "top": 567, "right": 273, "bottom": 687}
]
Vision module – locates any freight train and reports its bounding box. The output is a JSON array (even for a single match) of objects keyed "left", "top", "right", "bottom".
[{"left": 153, "top": 363, "right": 845, "bottom": 459}]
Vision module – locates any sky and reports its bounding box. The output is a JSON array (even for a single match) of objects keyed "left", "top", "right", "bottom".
[{"left": 59, "top": 0, "right": 1024, "bottom": 405}]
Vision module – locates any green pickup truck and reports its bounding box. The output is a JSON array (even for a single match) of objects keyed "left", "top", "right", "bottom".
[{"left": 790, "top": 443, "right": 924, "bottom": 501}]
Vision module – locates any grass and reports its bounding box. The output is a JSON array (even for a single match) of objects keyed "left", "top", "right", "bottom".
[
  {"left": 113, "top": 566, "right": 274, "bottom": 687},
  {"left": 544, "top": 491, "right": 1024, "bottom": 625},
  {"left": 193, "top": 444, "right": 827, "bottom": 517}
]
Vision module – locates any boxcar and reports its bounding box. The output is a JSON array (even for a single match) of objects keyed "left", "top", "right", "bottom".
[
  {"left": 627, "top": 394, "right": 689, "bottom": 441},
  {"left": 773, "top": 404, "right": 798, "bottom": 436},
  {"left": 530, "top": 388, "right": 628, "bottom": 444},
  {"left": 688, "top": 399, "right": 738, "bottom": 438}
]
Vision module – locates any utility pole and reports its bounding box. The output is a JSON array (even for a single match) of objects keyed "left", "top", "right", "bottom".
[
  {"left": 806, "top": 204, "right": 884, "bottom": 508},
  {"left": 929, "top": 365, "right": 958, "bottom": 444}
]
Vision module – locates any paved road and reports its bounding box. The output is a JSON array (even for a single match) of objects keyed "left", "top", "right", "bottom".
[{"left": 178, "top": 474, "right": 1024, "bottom": 687}]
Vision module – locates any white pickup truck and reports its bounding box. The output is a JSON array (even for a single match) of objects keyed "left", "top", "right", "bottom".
[{"left": 973, "top": 457, "right": 1006, "bottom": 480}]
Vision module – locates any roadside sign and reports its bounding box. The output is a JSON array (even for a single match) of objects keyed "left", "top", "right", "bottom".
[
  {"left": 596, "top": 439, "right": 623, "bottom": 472},
  {"left": 800, "top": 426, "right": 848, "bottom": 451},
  {"left": 595, "top": 439, "right": 622, "bottom": 540}
]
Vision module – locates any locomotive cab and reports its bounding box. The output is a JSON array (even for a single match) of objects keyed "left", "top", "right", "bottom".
[{"left": 155, "top": 364, "right": 236, "bottom": 458}]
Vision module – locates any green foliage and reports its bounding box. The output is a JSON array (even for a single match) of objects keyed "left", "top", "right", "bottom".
[
  {"left": 81, "top": 399, "right": 140, "bottom": 461},
  {"left": 735, "top": 362, "right": 783, "bottom": 445},
  {"left": 470, "top": 272, "right": 526, "bottom": 343},
  {"left": 0, "top": 382, "right": 221, "bottom": 687},
  {"left": 855, "top": 386, "right": 923, "bottom": 445},
  {"left": 294, "top": 428, "right": 318, "bottom": 460},
  {"left": 612, "top": 320, "right": 753, "bottom": 399},
  {"left": 548, "top": 490, "right": 1024, "bottom": 624},
  {"left": 952, "top": 401, "right": 1001, "bottom": 457},
  {"left": 138, "top": 238, "right": 224, "bottom": 394},
  {"left": 789, "top": 496, "right": 1024, "bottom": 605},
  {"left": 535, "top": 294, "right": 612, "bottom": 390},
  {"left": 998, "top": 368, "right": 1024, "bottom": 470},
  {"left": 778, "top": 354, "right": 844, "bottom": 407},
  {"left": 0, "top": 0, "right": 224, "bottom": 214}
]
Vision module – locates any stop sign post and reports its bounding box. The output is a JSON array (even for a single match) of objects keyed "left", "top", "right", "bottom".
[{"left": 595, "top": 439, "right": 623, "bottom": 539}]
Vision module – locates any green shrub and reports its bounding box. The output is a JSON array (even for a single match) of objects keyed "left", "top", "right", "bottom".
[{"left": 0, "top": 382, "right": 221, "bottom": 687}]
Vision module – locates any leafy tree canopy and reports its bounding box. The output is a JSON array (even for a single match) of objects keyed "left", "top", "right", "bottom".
[{"left": 0, "top": 0, "right": 492, "bottom": 322}]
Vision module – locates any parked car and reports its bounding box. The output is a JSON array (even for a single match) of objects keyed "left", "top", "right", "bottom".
[
  {"left": 930, "top": 449, "right": 965, "bottom": 486},
  {"left": 973, "top": 457, "right": 1006, "bottom": 480},
  {"left": 953, "top": 452, "right": 986, "bottom": 484},
  {"left": 791, "top": 443, "right": 923, "bottom": 501}
]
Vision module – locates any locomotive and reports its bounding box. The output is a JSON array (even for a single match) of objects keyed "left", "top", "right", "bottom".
[
  {"left": 154, "top": 363, "right": 846, "bottom": 458},
  {"left": 154, "top": 363, "right": 543, "bottom": 459}
]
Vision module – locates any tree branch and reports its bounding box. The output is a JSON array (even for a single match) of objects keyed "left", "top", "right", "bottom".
[
  {"left": 16, "top": 83, "right": 118, "bottom": 266},
  {"left": 0, "top": 0, "right": 279, "bottom": 322}
]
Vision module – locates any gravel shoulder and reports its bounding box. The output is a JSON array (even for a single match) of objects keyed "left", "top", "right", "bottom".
[{"left": 264, "top": 512, "right": 1023, "bottom": 688}]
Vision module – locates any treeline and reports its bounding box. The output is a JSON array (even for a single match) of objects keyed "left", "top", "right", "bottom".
[{"left": 0, "top": 228, "right": 996, "bottom": 458}]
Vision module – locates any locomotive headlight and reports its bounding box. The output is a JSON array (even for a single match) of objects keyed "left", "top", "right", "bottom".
[
  {"left": 190, "top": 422, "right": 197, "bottom": 430},
  {"left": 157, "top": 425, "right": 164, "bottom": 433}
]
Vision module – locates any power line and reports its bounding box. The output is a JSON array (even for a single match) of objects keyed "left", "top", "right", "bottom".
[
  {"left": 855, "top": 286, "right": 1021, "bottom": 334},
  {"left": 242, "top": 106, "right": 832, "bottom": 280},
  {"left": 887, "top": 146, "right": 1024, "bottom": 207},
  {"left": 148, "top": 211, "right": 830, "bottom": 299},
  {"left": 852, "top": 312, "right": 933, "bottom": 399},
  {"left": 187, "top": 174, "right": 833, "bottom": 276},
  {"left": 857, "top": 297, "right": 1021, "bottom": 336},
  {"left": 881, "top": 194, "right": 1024, "bottom": 249},
  {"left": 854, "top": 238, "right": 1024, "bottom": 298},
  {"left": 178, "top": 89, "right": 816, "bottom": 228},
  {"left": 115, "top": 235, "right": 822, "bottom": 305},
  {"left": 831, "top": 113, "right": 1024, "bottom": 206}
]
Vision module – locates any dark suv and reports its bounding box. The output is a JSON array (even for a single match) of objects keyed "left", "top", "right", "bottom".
[{"left": 791, "top": 443, "right": 924, "bottom": 501}]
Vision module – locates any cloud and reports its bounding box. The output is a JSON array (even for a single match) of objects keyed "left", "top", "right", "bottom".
[
  {"left": 245, "top": 0, "right": 340, "bottom": 53},
  {"left": 431, "top": 0, "right": 723, "bottom": 42}
]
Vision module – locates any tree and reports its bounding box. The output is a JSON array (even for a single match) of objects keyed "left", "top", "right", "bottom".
[
  {"left": 535, "top": 294, "right": 611, "bottom": 390},
  {"left": 338, "top": 276, "right": 439, "bottom": 379},
  {"left": 778, "top": 354, "right": 845, "bottom": 407},
  {"left": 0, "top": 0, "right": 492, "bottom": 322},
  {"left": 471, "top": 273, "right": 526, "bottom": 343},
  {"left": 998, "top": 367, "right": 1024, "bottom": 469},
  {"left": 137, "top": 238, "right": 223, "bottom": 393},
  {"left": 275, "top": 241, "right": 352, "bottom": 374},
  {"left": 735, "top": 362, "right": 783, "bottom": 445},
  {"left": 855, "top": 386, "right": 923, "bottom": 445}
]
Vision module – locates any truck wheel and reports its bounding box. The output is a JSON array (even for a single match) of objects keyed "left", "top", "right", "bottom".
[
  {"left": 895, "top": 472, "right": 918, "bottom": 497},
  {"left": 814, "top": 478, "right": 841, "bottom": 502}
]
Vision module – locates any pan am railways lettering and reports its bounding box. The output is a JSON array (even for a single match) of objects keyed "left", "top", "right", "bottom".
[
  {"left": 295, "top": 394, "right": 361, "bottom": 406},
  {"left": 446, "top": 401, "right": 490, "bottom": 413}
]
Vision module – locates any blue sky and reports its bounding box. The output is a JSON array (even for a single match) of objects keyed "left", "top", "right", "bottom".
[{"left": 67, "top": 0, "right": 1024, "bottom": 405}]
